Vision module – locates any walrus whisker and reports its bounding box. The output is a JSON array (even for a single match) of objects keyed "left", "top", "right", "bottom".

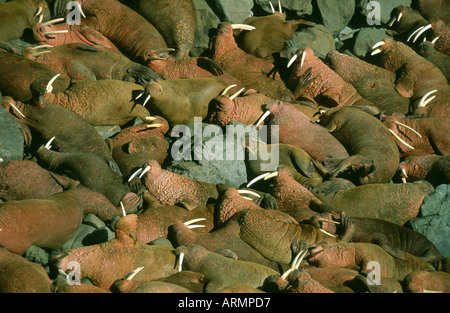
[
  {"left": 418, "top": 90, "right": 438, "bottom": 107},
  {"left": 229, "top": 87, "right": 245, "bottom": 100},
  {"left": 319, "top": 228, "right": 337, "bottom": 238},
  {"left": 34, "top": 6, "right": 43, "bottom": 17},
  {"left": 269, "top": 1, "right": 275, "bottom": 13},
  {"left": 394, "top": 122, "right": 422, "bottom": 138},
  {"left": 125, "top": 267, "right": 144, "bottom": 281},
  {"left": 431, "top": 37, "right": 440, "bottom": 44},
  {"left": 120, "top": 201, "right": 126, "bottom": 216},
  {"left": 184, "top": 218, "right": 206, "bottom": 226},
  {"left": 138, "top": 164, "right": 151, "bottom": 178},
  {"left": 246, "top": 172, "right": 272, "bottom": 187},
  {"left": 286, "top": 53, "right": 297, "bottom": 68},
  {"left": 407, "top": 26, "right": 424, "bottom": 42},
  {"left": 46, "top": 73, "right": 60, "bottom": 93},
  {"left": 220, "top": 84, "right": 237, "bottom": 96},
  {"left": 44, "top": 30, "right": 69, "bottom": 35},
  {"left": 263, "top": 171, "right": 279, "bottom": 180},
  {"left": 128, "top": 168, "right": 143, "bottom": 182},
  {"left": 231, "top": 24, "right": 256, "bottom": 31},
  {"left": 237, "top": 190, "right": 261, "bottom": 198},
  {"left": 142, "top": 94, "right": 151, "bottom": 107},
  {"left": 45, "top": 136, "right": 56, "bottom": 150},
  {"left": 30, "top": 50, "right": 52, "bottom": 57},
  {"left": 41, "top": 18, "right": 65, "bottom": 27},
  {"left": 255, "top": 110, "right": 270, "bottom": 127},
  {"left": 388, "top": 129, "right": 415, "bottom": 150},
  {"left": 413, "top": 24, "right": 432, "bottom": 43},
  {"left": 7, "top": 102, "right": 26, "bottom": 118},
  {"left": 178, "top": 252, "right": 184, "bottom": 272}
]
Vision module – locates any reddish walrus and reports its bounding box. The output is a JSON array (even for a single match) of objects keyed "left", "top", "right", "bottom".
[
  {"left": 0, "top": 0, "right": 49, "bottom": 42},
  {"left": 24, "top": 43, "right": 161, "bottom": 86},
  {"left": 370, "top": 38, "right": 450, "bottom": 119},
  {"left": 51, "top": 0, "right": 168, "bottom": 63},
  {"left": 208, "top": 22, "right": 294, "bottom": 101},
  {"left": 318, "top": 106, "right": 400, "bottom": 185},
  {"left": 56, "top": 214, "right": 180, "bottom": 290},
  {"left": 0, "top": 179, "right": 84, "bottom": 255},
  {"left": 121, "top": 0, "right": 197, "bottom": 59},
  {"left": 0, "top": 248, "right": 52, "bottom": 293}
]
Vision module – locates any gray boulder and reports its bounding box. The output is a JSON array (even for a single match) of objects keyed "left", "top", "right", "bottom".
[
  {"left": 0, "top": 104, "right": 24, "bottom": 163},
  {"left": 255, "top": 0, "right": 313, "bottom": 17},
  {"left": 408, "top": 184, "right": 450, "bottom": 258},
  {"left": 285, "top": 24, "right": 336, "bottom": 59},
  {"left": 191, "top": 0, "right": 221, "bottom": 57},
  {"left": 352, "top": 27, "right": 392, "bottom": 58},
  {"left": 315, "top": 0, "right": 356, "bottom": 36},
  {"left": 206, "top": 0, "right": 254, "bottom": 23}
]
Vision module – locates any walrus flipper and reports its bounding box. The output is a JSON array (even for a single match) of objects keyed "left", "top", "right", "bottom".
[{"left": 371, "top": 233, "right": 406, "bottom": 260}]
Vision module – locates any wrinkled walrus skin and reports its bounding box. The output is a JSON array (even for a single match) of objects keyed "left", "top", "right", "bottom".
[{"left": 0, "top": 181, "right": 84, "bottom": 255}]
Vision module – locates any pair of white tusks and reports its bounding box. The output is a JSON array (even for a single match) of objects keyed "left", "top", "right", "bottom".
[
  {"left": 394, "top": 121, "right": 422, "bottom": 138},
  {"left": 281, "top": 249, "right": 308, "bottom": 280},
  {"left": 246, "top": 171, "right": 278, "bottom": 188},
  {"left": 418, "top": 90, "right": 437, "bottom": 108},
  {"left": 184, "top": 218, "right": 206, "bottom": 230},
  {"left": 269, "top": 0, "right": 282, "bottom": 14},
  {"left": 238, "top": 189, "right": 261, "bottom": 201},
  {"left": 231, "top": 24, "right": 256, "bottom": 31},
  {"left": 220, "top": 85, "right": 245, "bottom": 100},
  {"left": 370, "top": 41, "right": 385, "bottom": 56},
  {"left": 388, "top": 12, "right": 403, "bottom": 27},
  {"left": 287, "top": 51, "right": 306, "bottom": 68},
  {"left": 135, "top": 91, "right": 151, "bottom": 107},
  {"left": 407, "top": 24, "right": 432, "bottom": 43},
  {"left": 389, "top": 129, "right": 415, "bottom": 150},
  {"left": 46, "top": 73, "right": 60, "bottom": 93}
]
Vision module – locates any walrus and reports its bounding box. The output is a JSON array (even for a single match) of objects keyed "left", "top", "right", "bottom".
[
  {"left": 417, "top": 41, "right": 450, "bottom": 82},
  {"left": 24, "top": 43, "right": 161, "bottom": 86},
  {"left": 0, "top": 0, "right": 49, "bottom": 42},
  {"left": 121, "top": 0, "right": 197, "bottom": 59},
  {"left": 0, "top": 179, "right": 84, "bottom": 255},
  {"left": 398, "top": 155, "right": 450, "bottom": 187},
  {"left": 318, "top": 106, "right": 400, "bottom": 185},
  {"left": 402, "top": 270, "right": 450, "bottom": 293}
]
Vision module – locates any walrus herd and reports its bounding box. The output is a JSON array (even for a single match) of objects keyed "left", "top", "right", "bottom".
[{"left": 0, "top": 0, "right": 449, "bottom": 294}]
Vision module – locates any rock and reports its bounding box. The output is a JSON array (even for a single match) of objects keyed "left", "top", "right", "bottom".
[
  {"left": 315, "top": 0, "right": 356, "bottom": 36},
  {"left": 0, "top": 104, "right": 24, "bottom": 162},
  {"left": 23, "top": 245, "right": 50, "bottom": 273},
  {"left": 285, "top": 23, "right": 336, "bottom": 59},
  {"left": 191, "top": 0, "right": 221, "bottom": 57},
  {"left": 164, "top": 121, "right": 250, "bottom": 187},
  {"left": 352, "top": 27, "right": 392, "bottom": 58},
  {"left": 408, "top": 184, "right": 450, "bottom": 258},
  {"left": 255, "top": 0, "right": 313, "bottom": 16},
  {"left": 82, "top": 213, "right": 107, "bottom": 229},
  {"left": 94, "top": 125, "right": 121, "bottom": 140},
  {"left": 357, "top": 0, "right": 412, "bottom": 25},
  {"left": 207, "top": 0, "right": 254, "bottom": 23}
]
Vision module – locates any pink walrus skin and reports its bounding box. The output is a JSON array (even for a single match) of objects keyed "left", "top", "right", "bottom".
[{"left": 0, "top": 179, "right": 84, "bottom": 255}]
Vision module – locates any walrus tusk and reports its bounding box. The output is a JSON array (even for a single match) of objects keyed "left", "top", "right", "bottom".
[
  {"left": 77, "top": 3, "right": 87, "bottom": 18},
  {"left": 135, "top": 91, "right": 144, "bottom": 100},
  {"left": 255, "top": 110, "right": 270, "bottom": 128},
  {"left": 299, "top": 51, "right": 306, "bottom": 68},
  {"left": 138, "top": 164, "right": 151, "bottom": 178},
  {"left": 431, "top": 37, "right": 440, "bottom": 44},
  {"left": 44, "top": 30, "right": 69, "bottom": 35},
  {"left": 413, "top": 24, "right": 432, "bottom": 43},
  {"left": 0, "top": 158, "right": 3, "bottom": 163},
  {"left": 46, "top": 73, "right": 60, "bottom": 93},
  {"left": 229, "top": 87, "right": 245, "bottom": 100},
  {"left": 32, "top": 44, "right": 54, "bottom": 50},
  {"left": 370, "top": 48, "right": 382, "bottom": 56},
  {"left": 281, "top": 249, "right": 308, "bottom": 280},
  {"left": 128, "top": 168, "right": 143, "bottom": 182},
  {"left": 30, "top": 50, "right": 52, "bottom": 57},
  {"left": 423, "top": 289, "right": 444, "bottom": 293},
  {"left": 278, "top": 0, "right": 282, "bottom": 13},
  {"left": 394, "top": 122, "right": 422, "bottom": 138},
  {"left": 263, "top": 171, "right": 279, "bottom": 181},
  {"left": 146, "top": 123, "right": 161, "bottom": 128},
  {"left": 34, "top": 6, "right": 43, "bottom": 17},
  {"left": 388, "top": 129, "right": 415, "bottom": 150},
  {"left": 7, "top": 102, "right": 26, "bottom": 118},
  {"left": 269, "top": 1, "right": 275, "bottom": 13},
  {"left": 184, "top": 218, "right": 206, "bottom": 226},
  {"left": 371, "top": 41, "right": 386, "bottom": 50},
  {"left": 397, "top": 12, "right": 402, "bottom": 22},
  {"left": 418, "top": 90, "right": 437, "bottom": 107},
  {"left": 246, "top": 172, "right": 272, "bottom": 187},
  {"left": 231, "top": 24, "right": 256, "bottom": 31},
  {"left": 120, "top": 201, "right": 126, "bottom": 216},
  {"left": 237, "top": 190, "right": 261, "bottom": 198},
  {"left": 401, "top": 177, "right": 407, "bottom": 184},
  {"left": 45, "top": 136, "right": 56, "bottom": 150},
  {"left": 220, "top": 84, "right": 237, "bottom": 96},
  {"left": 319, "top": 228, "right": 337, "bottom": 238},
  {"left": 318, "top": 218, "right": 340, "bottom": 225},
  {"left": 407, "top": 26, "right": 424, "bottom": 42},
  {"left": 145, "top": 116, "right": 157, "bottom": 121},
  {"left": 38, "top": 14, "right": 43, "bottom": 23},
  {"left": 400, "top": 168, "right": 408, "bottom": 179},
  {"left": 388, "top": 16, "right": 397, "bottom": 27},
  {"left": 125, "top": 267, "right": 144, "bottom": 281},
  {"left": 178, "top": 252, "right": 184, "bottom": 272},
  {"left": 142, "top": 95, "right": 151, "bottom": 107},
  {"left": 287, "top": 53, "right": 297, "bottom": 68},
  {"left": 41, "top": 18, "right": 65, "bottom": 27}
]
